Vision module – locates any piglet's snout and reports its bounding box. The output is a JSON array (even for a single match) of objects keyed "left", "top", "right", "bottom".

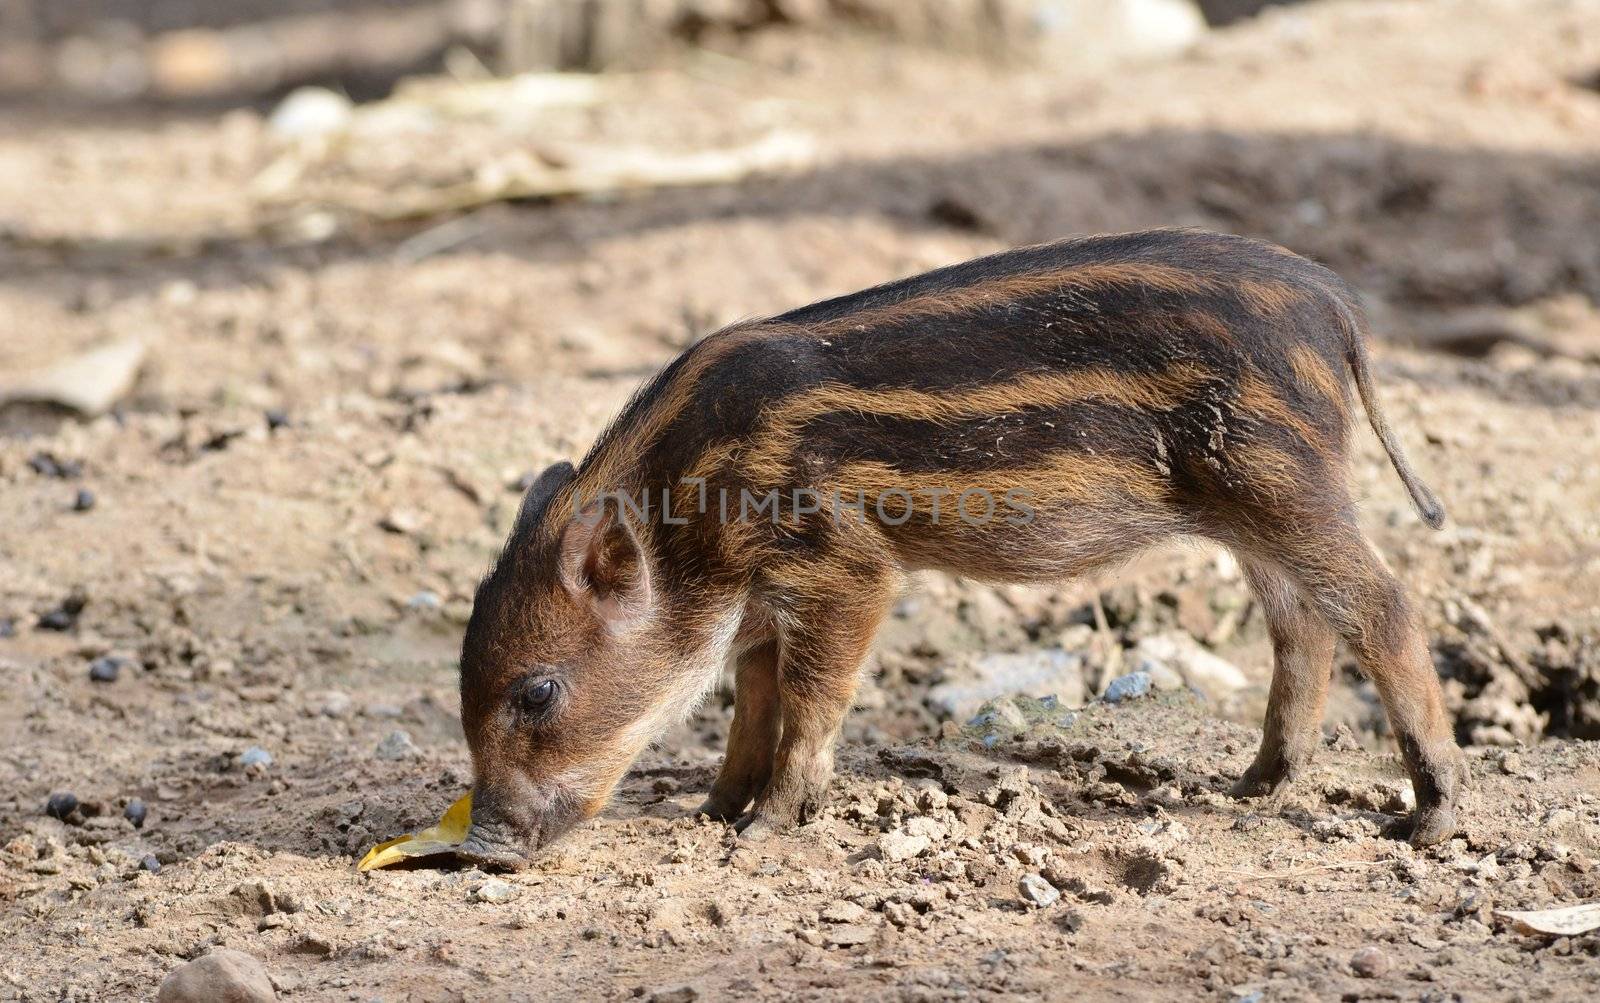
[{"left": 454, "top": 787, "right": 540, "bottom": 870}]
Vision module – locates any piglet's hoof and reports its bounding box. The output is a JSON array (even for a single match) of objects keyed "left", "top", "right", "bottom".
[
  {"left": 694, "top": 796, "right": 747, "bottom": 825},
  {"left": 732, "top": 812, "right": 785, "bottom": 842}
]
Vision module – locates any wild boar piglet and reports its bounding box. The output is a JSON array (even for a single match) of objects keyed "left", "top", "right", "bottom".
[{"left": 455, "top": 228, "right": 1465, "bottom": 868}]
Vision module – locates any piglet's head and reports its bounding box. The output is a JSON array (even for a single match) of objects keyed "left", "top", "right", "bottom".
[{"left": 455, "top": 462, "right": 674, "bottom": 868}]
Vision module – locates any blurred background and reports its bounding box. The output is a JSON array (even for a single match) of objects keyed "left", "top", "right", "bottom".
[{"left": 2, "top": 0, "right": 1600, "bottom": 996}]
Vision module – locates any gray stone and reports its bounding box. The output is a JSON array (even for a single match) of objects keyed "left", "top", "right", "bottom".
[
  {"left": 1132, "top": 632, "right": 1247, "bottom": 697},
  {"left": 473, "top": 878, "right": 516, "bottom": 903},
  {"left": 374, "top": 730, "right": 420, "bottom": 761},
  {"left": 237, "top": 747, "right": 272, "bottom": 769},
  {"left": 929, "top": 647, "right": 1087, "bottom": 719},
  {"left": 1102, "top": 671, "right": 1153, "bottom": 703},
  {"left": 1018, "top": 873, "right": 1061, "bottom": 907},
  {"left": 157, "top": 949, "right": 276, "bottom": 1003}
]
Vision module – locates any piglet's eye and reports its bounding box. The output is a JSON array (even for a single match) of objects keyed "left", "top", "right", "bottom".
[{"left": 520, "top": 679, "right": 557, "bottom": 716}]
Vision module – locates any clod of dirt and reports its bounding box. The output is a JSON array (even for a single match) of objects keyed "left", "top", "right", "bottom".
[
  {"left": 124, "top": 799, "right": 147, "bottom": 828},
  {"left": 44, "top": 792, "right": 78, "bottom": 821},
  {"left": 877, "top": 828, "right": 932, "bottom": 862},
  {"left": 156, "top": 949, "right": 275, "bottom": 1003},
  {"left": 1349, "top": 945, "right": 1391, "bottom": 978}
]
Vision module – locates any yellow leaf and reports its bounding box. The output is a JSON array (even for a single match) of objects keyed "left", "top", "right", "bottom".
[{"left": 357, "top": 792, "right": 473, "bottom": 871}]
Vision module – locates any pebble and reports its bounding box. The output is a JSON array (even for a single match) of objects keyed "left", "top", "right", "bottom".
[
  {"left": 28, "top": 452, "right": 82, "bottom": 479},
  {"left": 157, "top": 949, "right": 275, "bottom": 1003},
  {"left": 473, "top": 878, "right": 516, "bottom": 903},
  {"left": 141, "top": 854, "right": 162, "bottom": 874},
  {"left": 37, "top": 595, "right": 86, "bottom": 632},
  {"left": 406, "top": 590, "right": 443, "bottom": 611},
  {"left": 72, "top": 488, "right": 96, "bottom": 512},
  {"left": 315, "top": 690, "right": 353, "bottom": 717},
  {"left": 267, "top": 86, "right": 353, "bottom": 139},
  {"left": 125, "top": 799, "right": 148, "bottom": 828},
  {"left": 46, "top": 791, "right": 79, "bottom": 820},
  {"left": 1103, "top": 671, "right": 1153, "bottom": 703},
  {"left": 88, "top": 655, "right": 123, "bottom": 683},
  {"left": 1350, "top": 946, "right": 1390, "bottom": 978},
  {"left": 237, "top": 747, "right": 273, "bottom": 769},
  {"left": 374, "top": 730, "right": 421, "bottom": 761},
  {"left": 264, "top": 409, "right": 290, "bottom": 430},
  {"left": 1018, "top": 873, "right": 1061, "bottom": 908},
  {"left": 0, "top": 617, "right": 13, "bottom": 638}
]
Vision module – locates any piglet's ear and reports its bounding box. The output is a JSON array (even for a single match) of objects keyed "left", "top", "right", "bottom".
[
  {"left": 513, "top": 461, "right": 577, "bottom": 540},
  {"left": 558, "top": 500, "right": 652, "bottom": 628}
]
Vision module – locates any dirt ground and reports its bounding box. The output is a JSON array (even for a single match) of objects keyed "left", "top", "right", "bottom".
[{"left": 3, "top": 0, "right": 1600, "bottom": 998}]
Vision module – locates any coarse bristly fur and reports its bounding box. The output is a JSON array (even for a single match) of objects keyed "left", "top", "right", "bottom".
[{"left": 455, "top": 228, "right": 1466, "bottom": 868}]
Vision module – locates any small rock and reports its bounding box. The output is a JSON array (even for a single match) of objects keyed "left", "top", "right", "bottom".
[
  {"left": 0, "top": 617, "right": 14, "bottom": 638},
  {"left": 88, "top": 655, "right": 123, "bottom": 683},
  {"left": 1133, "top": 632, "right": 1248, "bottom": 697},
  {"left": 141, "top": 854, "right": 162, "bottom": 874},
  {"left": 374, "top": 730, "right": 420, "bottom": 761},
  {"left": 966, "top": 697, "right": 1029, "bottom": 734},
  {"left": 267, "top": 86, "right": 353, "bottom": 139},
  {"left": 157, "top": 949, "right": 275, "bottom": 1003},
  {"left": 649, "top": 986, "right": 699, "bottom": 1003},
  {"left": 314, "top": 690, "right": 353, "bottom": 718},
  {"left": 379, "top": 509, "right": 424, "bottom": 535},
  {"left": 37, "top": 594, "right": 87, "bottom": 632},
  {"left": 473, "top": 878, "right": 516, "bottom": 903},
  {"left": 45, "top": 791, "right": 79, "bottom": 820},
  {"left": 28, "top": 452, "right": 82, "bottom": 479},
  {"left": 124, "top": 799, "right": 148, "bottom": 828},
  {"left": 929, "top": 648, "right": 1087, "bottom": 718},
  {"left": 406, "top": 590, "right": 442, "bottom": 611},
  {"left": 1019, "top": 873, "right": 1060, "bottom": 908},
  {"left": 237, "top": 747, "right": 273, "bottom": 769},
  {"left": 1349, "top": 946, "right": 1389, "bottom": 978},
  {"left": 264, "top": 409, "right": 290, "bottom": 431},
  {"left": 877, "top": 829, "right": 932, "bottom": 863},
  {"left": 72, "top": 488, "right": 96, "bottom": 512},
  {"left": 1102, "top": 671, "right": 1153, "bottom": 703}
]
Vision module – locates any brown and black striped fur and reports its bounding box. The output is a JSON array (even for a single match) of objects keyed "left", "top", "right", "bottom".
[{"left": 456, "top": 228, "right": 1465, "bottom": 867}]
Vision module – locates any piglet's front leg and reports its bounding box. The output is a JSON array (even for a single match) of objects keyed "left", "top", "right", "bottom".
[
  {"left": 699, "top": 641, "right": 781, "bottom": 822},
  {"left": 732, "top": 572, "right": 899, "bottom": 840}
]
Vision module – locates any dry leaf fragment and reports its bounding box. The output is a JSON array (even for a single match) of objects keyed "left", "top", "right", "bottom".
[
  {"left": 1495, "top": 902, "right": 1600, "bottom": 936},
  {"left": 357, "top": 792, "right": 472, "bottom": 871}
]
